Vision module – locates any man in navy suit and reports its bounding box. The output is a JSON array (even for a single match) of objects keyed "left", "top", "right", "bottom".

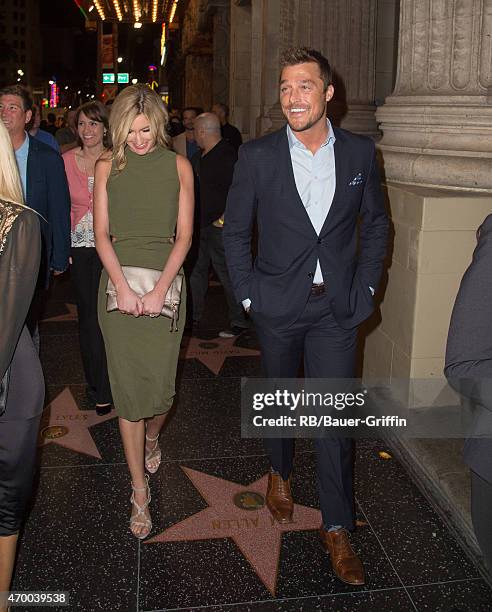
[
  {"left": 223, "top": 48, "right": 388, "bottom": 585},
  {"left": 0, "top": 85, "right": 70, "bottom": 332}
]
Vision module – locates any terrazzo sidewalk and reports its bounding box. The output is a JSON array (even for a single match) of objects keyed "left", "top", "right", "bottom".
[{"left": 10, "top": 275, "right": 492, "bottom": 611}]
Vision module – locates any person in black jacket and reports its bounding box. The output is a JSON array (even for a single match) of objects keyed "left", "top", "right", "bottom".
[
  {"left": 190, "top": 112, "right": 249, "bottom": 337},
  {"left": 0, "top": 121, "right": 44, "bottom": 612},
  {"left": 0, "top": 85, "right": 70, "bottom": 337},
  {"left": 212, "top": 103, "right": 242, "bottom": 154},
  {"left": 445, "top": 215, "right": 492, "bottom": 573}
]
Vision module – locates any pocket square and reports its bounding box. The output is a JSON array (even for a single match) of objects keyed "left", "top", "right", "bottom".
[{"left": 348, "top": 172, "right": 363, "bottom": 186}]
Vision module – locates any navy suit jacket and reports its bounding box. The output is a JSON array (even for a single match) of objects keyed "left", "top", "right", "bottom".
[
  {"left": 223, "top": 126, "right": 389, "bottom": 330},
  {"left": 26, "top": 135, "right": 70, "bottom": 282},
  {"left": 445, "top": 214, "right": 492, "bottom": 484}
]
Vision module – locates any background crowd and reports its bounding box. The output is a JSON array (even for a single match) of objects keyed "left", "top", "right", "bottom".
[{"left": 0, "top": 81, "right": 246, "bottom": 608}]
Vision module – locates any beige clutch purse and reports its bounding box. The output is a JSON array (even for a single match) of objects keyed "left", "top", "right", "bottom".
[{"left": 106, "top": 266, "right": 183, "bottom": 331}]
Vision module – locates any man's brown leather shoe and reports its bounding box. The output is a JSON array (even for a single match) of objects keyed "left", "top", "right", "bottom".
[
  {"left": 266, "top": 471, "right": 293, "bottom": 524},
  {"left": 319, "top": 527, "right": 365, "bottom": 585}
]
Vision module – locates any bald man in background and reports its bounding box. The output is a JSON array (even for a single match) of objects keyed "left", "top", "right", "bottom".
[{"left": 189, "top": 113, "right": 249, "bottom": 337}]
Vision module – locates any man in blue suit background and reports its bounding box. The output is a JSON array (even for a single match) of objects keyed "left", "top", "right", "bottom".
[
  {"left": 224, "top": 47, "right": 388, "bottom": 585},
  {"left": 0, "top": 85, "right": 70, "bottom": 333}
]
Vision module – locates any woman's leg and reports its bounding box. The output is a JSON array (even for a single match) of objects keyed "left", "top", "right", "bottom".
[
  {"left": 0, "top": 533, "right": 18, "bottom": 611},
  {"left": 144, "top": 412, "right": 169, "bottom": 472},
  {"left": 118, "top": 417, "right": 150, "bottom": 537},
  {"left": 146, "top": 412, "right": 168, "bottom": 439}
]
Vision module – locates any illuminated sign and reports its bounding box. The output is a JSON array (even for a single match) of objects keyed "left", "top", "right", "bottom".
[
  {"left": 102, "top": 73, "right": 115, "bottom": 84},
  {"left": 117, "top": 73, "right": 129, "bottom": 84},
  {"left": 49, "top": 82, "right": 59, "bottom": 108}
]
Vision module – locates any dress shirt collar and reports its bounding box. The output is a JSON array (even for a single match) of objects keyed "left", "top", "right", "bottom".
[{"left": 286, "top": 119, "right": 335, "bottom": 151}]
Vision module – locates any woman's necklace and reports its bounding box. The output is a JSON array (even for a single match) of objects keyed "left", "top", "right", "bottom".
[{"left": 79, "top": 150, "right": 97, "bottom": 208}]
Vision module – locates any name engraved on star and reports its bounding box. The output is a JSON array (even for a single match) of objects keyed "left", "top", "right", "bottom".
[
  {"left": 56, "top": 414, "right": 89, "bottom": 421},
  {"left": 211, "top": 517, "right": 260, "bottom": 529},
  {"left": 195, "top": 349, "right": 244, "bottom": 356}
]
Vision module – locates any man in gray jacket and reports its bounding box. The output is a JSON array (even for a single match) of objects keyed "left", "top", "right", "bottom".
[{"left": 445, "top": 214, "right": 492, "bottom": 573}]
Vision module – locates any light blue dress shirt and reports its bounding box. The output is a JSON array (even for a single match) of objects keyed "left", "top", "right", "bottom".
[
  {"left": 15, "top": 132, "right": 29, "bottom": 198},
  {"left": 286, "top": 119, "right": 336, "bottom": 284},
  {"left": 242, "top": 120, "right": 336, "bottom": 310}
]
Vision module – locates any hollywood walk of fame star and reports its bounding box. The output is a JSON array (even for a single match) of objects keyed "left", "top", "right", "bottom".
[
  {"left": 39, "top": 387, "right": 116, "bottom": 459},
  {"left": 180, "top": 334, "right": 260, "bottom": 375},
  {"left": 42, "top": 303, "right": 78, "bottom": 322},
  {"left": 147, "top": 467, "right": 322, "bottom": 595}
]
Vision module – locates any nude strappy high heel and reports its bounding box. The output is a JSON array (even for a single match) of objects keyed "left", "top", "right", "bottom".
[
  {"left": 145, "top": 432, "right": 162, "bottom": 474},
  {"left": 130, "top": 475, "right": 152, "bottom": 539}
]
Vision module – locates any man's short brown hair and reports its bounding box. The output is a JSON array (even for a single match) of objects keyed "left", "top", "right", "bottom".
[
  {"left": 0, "top": 84, "right": 33, "bottom": 112},
  {"left": 280, "top": 47, "right": 333, "bottom": 91}
]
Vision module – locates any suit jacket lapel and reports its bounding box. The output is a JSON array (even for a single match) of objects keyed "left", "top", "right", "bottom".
[
  {"left": 278, "top": 129, "right": 318, "bottom": 237},
  {"left": 320, "top": 129, "right": 347, "bottom": 235},
  {"left": 26, "top": 136, "right": 35, "bottom": 205}
]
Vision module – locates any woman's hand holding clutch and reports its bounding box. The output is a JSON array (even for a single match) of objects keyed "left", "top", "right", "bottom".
[
  {"left": 117, "top": 286, "right": 144, "bottom": 317},
  {"left": 141, "top": 288, "right": 166, "bottom": 318}
]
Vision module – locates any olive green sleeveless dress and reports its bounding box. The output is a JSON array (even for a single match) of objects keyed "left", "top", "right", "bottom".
[{"left": 97, "top": 146, "right": 186, "bottom": 421}]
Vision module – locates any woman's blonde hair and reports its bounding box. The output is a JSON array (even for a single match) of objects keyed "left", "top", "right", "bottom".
[
  {"left": 110, "top": 84, "right": 171, "bottom": 171},
  {"left": 0, "top": 121, "right": 24, "bottom": 206}
]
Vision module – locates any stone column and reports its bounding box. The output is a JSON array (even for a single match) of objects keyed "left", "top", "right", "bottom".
[
  {"left": 364, "top": 0, "right": 492, "bottom": 386},
  {"left": 229, "top": 0, "right": 252, "bottom": 137},
  {"left": 199, "top": 0, "right": 231, "bottom": 105},
  {"left": 375, "top": 0, "right": 400, "bottom": 105},
  {"left": 212, "top": 2, "right": 230, "bottom": 104},
  {"left": 249, "top": 0, "right": 284, "bottom": 136},
  {"left": 376, "top": 0, "right": 492, "bottom": 192},
  {"left": 317, "top": 0, "right": 380, "bottom": 137},
  {"left": 184, "top": 53, "right": 214, "bottom": 109},
  {"left": 180, "top": 0, "right": 214, "bottom": 109}
]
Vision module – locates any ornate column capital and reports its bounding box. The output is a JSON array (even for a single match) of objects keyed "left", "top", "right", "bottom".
[{"left": 377, "top": 0, "right": 492, "bottom": 191}]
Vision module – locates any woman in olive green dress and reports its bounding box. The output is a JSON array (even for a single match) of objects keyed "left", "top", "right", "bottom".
[{"left": 94, "top": 85, "right": 194, "bottom": 539}]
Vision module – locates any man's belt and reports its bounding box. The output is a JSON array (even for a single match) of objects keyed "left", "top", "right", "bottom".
[{"left": 310, "top": 282, "right": 325, "bottom": 296}]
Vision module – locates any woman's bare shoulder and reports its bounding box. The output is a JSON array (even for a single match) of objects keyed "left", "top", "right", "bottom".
[
  {"left": 98, "top": 149, "right": 113, "bottom": 163},
  {"left": 95, "top": 152, "right": 113, "bottom": 178},
  {"left": 176, "top": 153, "right": 192, "bottom": 176}
]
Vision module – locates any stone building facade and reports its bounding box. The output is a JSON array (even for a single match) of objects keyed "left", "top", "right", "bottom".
[{"left": 172, "top": 0, "right": 399, "bottom": 137}]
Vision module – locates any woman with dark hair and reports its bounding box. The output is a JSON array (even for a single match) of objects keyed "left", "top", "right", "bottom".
[
  {"left": 0, "top": 120, "right": 43, "bottom": 612},
  {"left": 63, "top": 101, "right": 113, "bottom": 415}
]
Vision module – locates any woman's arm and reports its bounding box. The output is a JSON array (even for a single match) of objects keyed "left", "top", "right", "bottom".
[
  {"left": 141, "top": 154, "right": 194, "bottom": 315},
  {"left": 93, "top": 158, "right": 143, "bottom": 316}
]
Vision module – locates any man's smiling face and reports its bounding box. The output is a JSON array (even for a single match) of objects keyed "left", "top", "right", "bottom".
[{"left": 279, "top": 61, "right": 334, "bottom": 133}]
